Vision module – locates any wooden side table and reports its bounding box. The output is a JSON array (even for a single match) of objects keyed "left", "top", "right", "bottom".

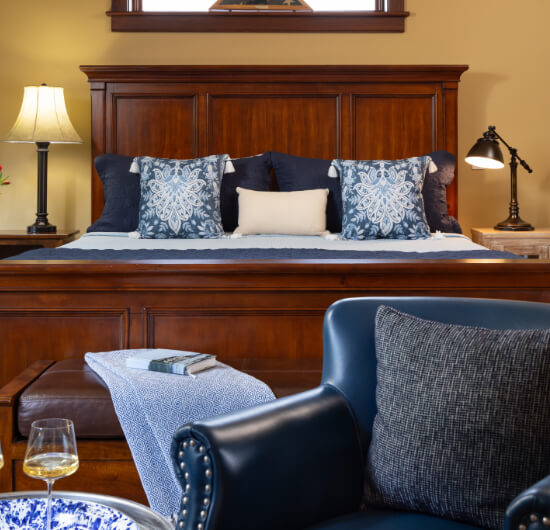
[
  {"left": 471, "top": 228, "right": 550, "bottom": 259},
  {"left": 0, "top": 229, "right": 79, "bottom": 259}
]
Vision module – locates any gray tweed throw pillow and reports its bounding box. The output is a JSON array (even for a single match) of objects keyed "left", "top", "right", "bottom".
[{"left": 365, "top": 305, "right": 550, "bottom": 530}]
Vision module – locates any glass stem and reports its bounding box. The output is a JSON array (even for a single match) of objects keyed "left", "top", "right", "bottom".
[{"left": 45, "top": 479, "right": 54, "bottom": 530}]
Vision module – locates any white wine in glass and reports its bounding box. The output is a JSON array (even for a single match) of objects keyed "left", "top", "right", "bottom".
[
  {"left": 23, "top": 418, "right": 79, "bottom": 530},
  {"left": 0, "top": 440, "right": 4, "bottom": 470}
]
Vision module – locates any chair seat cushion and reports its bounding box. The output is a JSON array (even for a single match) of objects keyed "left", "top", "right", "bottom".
[
  {"left": 308, "top": 508, "right": 480, "bottom": 529},
  {"left": 18, "top": 359, "right": 124, "bottom": 439}
]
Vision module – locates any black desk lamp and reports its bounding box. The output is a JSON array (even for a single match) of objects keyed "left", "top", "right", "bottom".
[
  {"left": 465, "top": 125, "right": 534, "bottom": 231},
  {"left": 4, "top": 84, "right": 82, "bottom": 234}
]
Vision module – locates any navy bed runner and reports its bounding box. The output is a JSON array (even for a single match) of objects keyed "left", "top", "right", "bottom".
[{"left": 5, "top": 248, "right": 520, "bottom": 260}]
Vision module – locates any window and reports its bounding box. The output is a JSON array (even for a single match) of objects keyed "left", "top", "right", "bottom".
[
  {"left": 142, "top": 0, "right": 377, "bottom": 12},
  {"left": 108, "top": 0, "right": 408, "bottom": 33}
]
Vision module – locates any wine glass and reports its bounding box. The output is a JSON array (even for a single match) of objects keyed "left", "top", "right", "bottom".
[
  {"left": 23, "top": 418, "right": 79, "bottom": 530},
  {"left": 0, "top": 440, "right": 3, "bottom": 470}
]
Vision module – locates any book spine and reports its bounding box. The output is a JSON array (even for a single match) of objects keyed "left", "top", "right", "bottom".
[{"left": 148, "top": 360, "right": 187, "bottom": 375}]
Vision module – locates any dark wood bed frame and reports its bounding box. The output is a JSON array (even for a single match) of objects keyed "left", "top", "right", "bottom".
[
  {"left": 4, "top": 62, "right": 550, "bottom": 381},
  {"left": 2, "top": 64, "right": 550, "bottom": 391},
  {"left": 2, "top": 64, "right": 550, "bottom": 503}
]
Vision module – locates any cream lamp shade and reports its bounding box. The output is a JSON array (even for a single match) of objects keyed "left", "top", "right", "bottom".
[
  {"left": 5, "top": 85, "right": 82, "bottom": 144},
  {"left": 4, "top": 84, "right": 82, "bottom": 234}
]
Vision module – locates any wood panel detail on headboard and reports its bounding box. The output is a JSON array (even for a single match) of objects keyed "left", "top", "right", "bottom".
[
  {"left": 114, "top": 95, "right": 198, "bottom": 159},
  {"left": 81, "top": 65, "right": 468, "bottom": 222},
  {"left": 208, "top": 94, "right": 340, "bottom": 159}
]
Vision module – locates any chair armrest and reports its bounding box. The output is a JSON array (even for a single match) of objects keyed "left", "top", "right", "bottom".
[
  {"left": 0, "top": 360, "right": 55, "bottom": 405},
  {"left": 170, "top": 384, "right": 364, "bottom": 530},
  {"left": 505, "top": 475, "right": 550, "bottom": 529}
]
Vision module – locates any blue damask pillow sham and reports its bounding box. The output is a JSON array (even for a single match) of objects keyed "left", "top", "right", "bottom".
[
  {"left": 331, "top": 156, "right": 432, "bottom": 240},
  {"left": 132, "top": 154, "right": 230, "bottom": 239}
]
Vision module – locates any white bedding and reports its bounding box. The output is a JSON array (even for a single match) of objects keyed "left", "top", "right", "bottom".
[{"left": 65, "top": 232, "right": 488, "bottom": 253}]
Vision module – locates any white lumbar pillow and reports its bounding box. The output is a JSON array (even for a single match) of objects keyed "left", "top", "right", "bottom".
[{"left": 234, "top": 187, "right": 329, "bottom": 236}]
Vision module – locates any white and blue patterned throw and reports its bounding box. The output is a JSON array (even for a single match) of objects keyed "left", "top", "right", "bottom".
[
  {"left": 85, "top": 349, "right": 275, "bottom": 518},
  {"left": 0, "top": 497, "right": 137, "bottom": 529},
  {"left": 331, "top": 156, "right": 432, "bottom": 240},
  {"left": 132, "top": 155, "right": 230, "bottom": 239}
]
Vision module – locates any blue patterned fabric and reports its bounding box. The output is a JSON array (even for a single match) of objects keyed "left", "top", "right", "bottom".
[
  {"left": 6, "top": 247, "right": 520, "bottom": 261},
  {"left": 85, "top": 349, "right": 275, "bottom": 517},
  {"left": 367, "top": 306, "right": 550, "bottom": 530},
  {"left": 332, "top": 157, "right": 432, "bottom": 240},
  {"left": 134, "top": 155, "right": 229, "bottom": 239}
]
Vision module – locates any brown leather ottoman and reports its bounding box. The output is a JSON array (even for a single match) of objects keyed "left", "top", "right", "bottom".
[
  {"left": 18, "top": 359, "right": 123, "bottom": 439},
  {"left": 0, "top": 359, "right": 146, "bottom": 504}
]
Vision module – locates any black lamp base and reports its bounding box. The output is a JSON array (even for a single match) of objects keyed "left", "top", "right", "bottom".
[
  {"left": 27, "top": 222, "right": 57, "bottom": 234},
  {"left": 494, "top": 216, "right": 534, "bottom": 231},
  {"left": 28, "top": 142, "right": 57, "bottom": 235}
]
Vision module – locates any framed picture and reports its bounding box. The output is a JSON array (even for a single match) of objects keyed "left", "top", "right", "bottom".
[{"left": 210, "top": 0, "right": 312, "bottom": 11}]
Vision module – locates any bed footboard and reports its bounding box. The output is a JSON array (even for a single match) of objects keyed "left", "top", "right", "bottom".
[{"left": 1, "top": 259, "right": 550, "bottom": 387}]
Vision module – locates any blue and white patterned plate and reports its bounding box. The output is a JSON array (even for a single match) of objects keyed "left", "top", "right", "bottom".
[{"left": 0, "top": 497, "right": 139, "bottom": 529}]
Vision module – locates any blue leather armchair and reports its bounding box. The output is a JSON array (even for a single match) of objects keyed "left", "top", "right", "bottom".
[{"left": 170, "top": 297, "right": 550, "bottom": 530}]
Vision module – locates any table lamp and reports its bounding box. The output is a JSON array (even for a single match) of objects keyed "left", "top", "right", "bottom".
[
  {"left": 4, "top": 84, "right": 82, "bottom": 234},
  {"left": 465, "top": 125, "right": 534, "bottom": 231}
]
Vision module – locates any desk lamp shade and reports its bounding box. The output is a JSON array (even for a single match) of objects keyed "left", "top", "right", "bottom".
[
  {"left": 465, "top": 133, "right": 505, "bottom": 170},
  {"left": 4, "top": 85, "right": 82, "bottom": 233},
  {"left": 465, "top": 126, "right": 533, "bottom": 231}
]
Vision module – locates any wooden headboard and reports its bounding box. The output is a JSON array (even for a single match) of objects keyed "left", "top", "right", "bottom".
[{"left": 80, "top": 65, "right": 468, "bottom": 222}]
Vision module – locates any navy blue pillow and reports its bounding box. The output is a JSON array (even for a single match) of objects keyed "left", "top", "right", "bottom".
[
  {"left": 271, "top": 152, "right": 342, "bottom": 233},
  {"left": 270, "top": 151, "right": 460, "bottom": 235},
  {"left": 423, "top": 150, "right": 462, "bottom": 233},
  {"left": 88, "top": 153, "right": 272, "bottom": 234},
  {"left": 220, "top": 153, "right": 272, "bottom": 232},
  {"left": 87, "top": 154, "right": 140, "bottom": 233}
]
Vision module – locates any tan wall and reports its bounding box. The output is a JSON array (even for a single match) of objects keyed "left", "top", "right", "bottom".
[{"left": 0, "top": 0, "right": 549, "bottom": 236}]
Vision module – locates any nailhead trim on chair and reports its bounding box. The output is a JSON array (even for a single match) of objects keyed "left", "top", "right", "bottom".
[
  {"left": 517, "top": 513, "right": 550, "bottom": 529},
  {"left": 176, "top": 436, "right": 213, "bottom": 530}
]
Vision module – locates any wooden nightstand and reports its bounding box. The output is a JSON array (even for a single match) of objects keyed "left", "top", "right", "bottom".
[
  {"left": 0, "top": 229, "right": 79, "bottom": 259},
  {"left": 471, "top": 228, "right": 550, "bottom": 259}
]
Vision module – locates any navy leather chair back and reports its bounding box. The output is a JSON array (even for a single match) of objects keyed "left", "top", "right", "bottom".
[{"left": 321, "top": 297, "right": 550, "bottom": 453}]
